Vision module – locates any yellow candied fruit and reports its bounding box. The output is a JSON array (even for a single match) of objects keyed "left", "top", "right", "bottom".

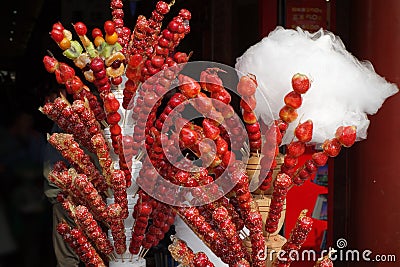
[
  {"left": 94, "top": 36, "right": 105, "bottom": 47},
  {"left": 105, "top": 32, "right": 118, "bottom": 45},
  {"left": 59, "top": 38, "right": 71, "bottom": 50}
]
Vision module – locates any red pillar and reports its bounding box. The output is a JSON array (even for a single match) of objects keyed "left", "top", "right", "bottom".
[
  {"left": 347, "top": 0, "right": 400, "bottom": 265},
  {"left": 259, "top": 0, "right": 278, "bottom": 37}
]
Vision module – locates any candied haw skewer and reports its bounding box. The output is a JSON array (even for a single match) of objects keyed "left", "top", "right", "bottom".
[
  {"left": 71, "top": 99, "right": 102, "bottom": 138},
  {"left": 273, "top": 210, "right": 313, "bottom": 267},
  {"left": 75, "top": 86, "right": 107, "bottom": 122},
  {"left": 178, "top": 204, "right": 249, "bottom": 265},
  {"left": 257, "top": 73, "right": 307, "bottom": 192},
  {"left": 103, "top": 20, "right": 119, "bottom": 47},
  {"left": 193, "top": 252, "right": 216, "bottom": 267},
  {"left": 147, "top": 113, "right": 223, "bottom": 205},
  {"left": 47, "top": 166, "right": 72, "bottom": 193},
  {"left": 73, "top": 205, "right": 113, "bottom": 256},
  {"left": 225, "top": 115, "right": 246, "bottom": 151},
  {"left": 256, "top": 119, "right": 287, "bottom": 192},
  {"left": 237, "top": 74, "right": 262, "bottom": 153},
  {"left": 129, "top": 191, "right": 153, "bottom": 255},
  {"left": 212, "top": 206, "right": 247, "bottom": 264},
  {"left": 57, "top": 193, "right": 77, "bottom": 218},
  {"left": 42, "top": 55, "right": 106, "bottom": 122},
  {"left": 147, "top": 92, "right": 187, "bottom": 151},
  {"left": 72, "top": 21, "right": 98, "bottom": 59},
  {"left": 168, "top": 236, "right": 195, "bottom": 266},
  {"left": 42, "top": 55, "right": 75, "bottom": 85},
  {"left": 90, "top": 56, "right": 112, "bottom": 95},
  {"left": 282, "top": 120, "right": 313, "bottom": 175},
  {"left": 164, "top": 10, "right": 191, "bottom": 52},
  {"left": 71, "top": 171, "right": 108, "bottom": 221},
  {"left": 48, "top": 168, "right": 84, "bottom": 206},
  {"left": 123, "top": 3, "right": 180, "bottom": 108},
  {"left": 110, "top": 169, "right": 128, "bottom": 219},
  {"left": 233, "top": 259, "right": 251, "bottom": 267},
  {"left": 50, "top": 22, "right": 85, "bottom": 60},
  {"left": 229, "top": 165, "right": 255, "bottom": 216},
  {"left": 228, "top": 165, "right": 265, "bottom": 266},
  {"left": 164, "top": 164, "right": 241, "bottom": 259},
  {"left": 140, "top": 9, "right": 191, "bottom": 81},
  {"left": 138, "top": 58, "right": 188, "bottom": 134},
  {"left": 128, "top": 16, "right": 149, "bottom": 56},
  {"left": 56, "top": 222, "right": 106, "bottom": 266},
  {"left": 215, "top": 197, "right": 245, "bottom": 234},
  {"left": 168, "top": 236, "right": 216, "bottom": 267},
  {"left": 175, "top": 75, "right": 234, "bottom": 168},
  {"left": 198, "top": 68, "right": 244, "bottom": 149},
  {"left": 47, "top": 133, "right": 108, "bottom": 194},
  {"left": 244, "top": 209, "right": 265, "bottom": 267},
  {"left": 107, "top": 203, "right": 127, "bottom": 256},
  {"left": 110, "top": 0, "right": 131, "bottom": 52},
  {"left": 145, "top": 1, "right": 173, "bottom": 50},
  {"left": 279, "top": 73, "right": 311, "bottom": 124},
  {"left": 314, "top": 255, "right": 334, "bottom": 267},
  {"left": 91, "top": 133, "right": 114, "bottom": 184},
  {"left": 50, "top": 22, "right": 68, "bottom": 48},
  {"left": 50, "top": 22, "right": 77, "bottom": 52},
  {"left": 142, "top": 38, "right": 190, "bottom": 82},
  {"left": 89, "top": 46, "right": 127, "bottom": 173},
  {"left": 91, "top": 129, "right": 130, "bottom": 190},
  {"left": 101, "top": 94, "right": 131, "bottom": 185},
  {"left": 41, "top": 98, "right": 93, "bottom": 151},
  {"left": 74, "top": 21, "right": 127, "bottom": 86},
  {"left": 130, "top": 65, "right": 185, "bottom": 157},
  {"left": 55, "top": 99, "right": 93, "bottom": 149},
  {"left": 292, "top": 125, "right": 356, "bottom": 186},
  {"left": 205, "top": 77, "right": 232, "bottom": 116},
  {"left": 265, "top": 173, "right": 292, "bottom": 235},
  {"left": 177, "top": 206, "right": 230, "bottom": 264},
  {"left": 258, "top": 72, "right": 312, "bottom": 191},
  {"left": 135, "top": 158, "right": 159, "bottom": 196},
  {"left": 122, "top": 53, "right": 144, "bottom": 109},
  {"left": 256, "top": 74, "right": 310, "bottom": 192},
  {"left": 141, "top": 202, "right": 176, "bottom": 255}
]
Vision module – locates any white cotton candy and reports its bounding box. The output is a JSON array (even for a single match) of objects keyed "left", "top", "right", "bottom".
[{"left": 235, "top": 26, "right": 398, "bottom": 144}]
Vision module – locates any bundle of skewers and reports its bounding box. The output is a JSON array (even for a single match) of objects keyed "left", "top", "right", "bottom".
[{"left": 38, "top": 1, "right": 354, "bottom": 266}]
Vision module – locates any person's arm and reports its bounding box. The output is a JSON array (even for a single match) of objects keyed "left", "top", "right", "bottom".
[{"left": 43, "top": 124, "right": 69, "bottom": 203}]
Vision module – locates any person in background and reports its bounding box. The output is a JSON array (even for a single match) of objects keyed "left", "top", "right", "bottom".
[
  {"left": 43, "top": 123, "right": 82, "bottom": 267},
  {"left": 42, "top": 88, "right": 81, "bottom": 267},
  {"left": 0, "top": 111, "right": 48, "bottom": 267}
]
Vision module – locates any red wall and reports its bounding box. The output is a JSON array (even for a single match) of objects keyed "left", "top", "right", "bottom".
[
  {"left": 285, "top": 149, "right": 328, "bottom": 267},
  {"left": 346, "top": 0, "right": 400, "bottom": 266},
  {"left": 258, "top": 1, "right": 400, "bottom": 266}
]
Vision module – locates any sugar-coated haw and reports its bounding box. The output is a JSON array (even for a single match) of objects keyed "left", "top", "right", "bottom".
[
  {"left": 279, "top": 105, "right": 298, "bottom": 123},
  {"left": 295, "top": 120, "right": 313, "bottom": 143},
  {"left": 292, "top": 73, "right": 311, "bottom": 94},
  {"left": 237, "top": 74, "right": 257, "bottom": 96},
  {"left": 284, "top": 91, "right": 302, "bottom": 109},
  {"left": 335, "top": 125, "right": 357, "bottom": 147},
  {"left": 322, "top": 138, "right": 341, "bottom": 157},
  {"left": 312, "top": 152, "right": 329, "bottom": 166}
]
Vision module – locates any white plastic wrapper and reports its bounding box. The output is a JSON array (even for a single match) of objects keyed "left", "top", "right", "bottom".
[
  {"left": 174, "top": 216, "right": 228, "bottom": 266},
  {"left": 235, "top": 26, "right": 398, "bottom": 144}
]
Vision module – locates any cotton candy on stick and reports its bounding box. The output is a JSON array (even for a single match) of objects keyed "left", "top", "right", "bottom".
[{"left": 236, "top": 27, "right": 398, "bottom": 145}]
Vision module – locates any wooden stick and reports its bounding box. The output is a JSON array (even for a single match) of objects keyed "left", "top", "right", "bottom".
[{"left": 142, "top": 248, "right": 150, "bottom": 259}]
